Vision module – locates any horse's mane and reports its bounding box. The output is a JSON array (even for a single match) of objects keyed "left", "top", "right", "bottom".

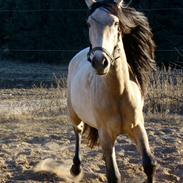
[
  {"left": 120, "top": 7, "right": 156, "bottom": 95},
  {"left": 89, "top": 2, "right": 156, "bottom": 96}
]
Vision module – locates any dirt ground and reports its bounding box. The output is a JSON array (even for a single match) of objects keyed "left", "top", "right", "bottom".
[
  {"left": 0, "top": 60, "right": 182, "bottom": 183},
  {"left": 0, "top": 89, "right": 182, "bottom": 183}
]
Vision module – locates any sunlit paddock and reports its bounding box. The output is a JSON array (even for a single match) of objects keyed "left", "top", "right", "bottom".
[{"left": 0, "top": 68, "right": 182, "bottom": 182}]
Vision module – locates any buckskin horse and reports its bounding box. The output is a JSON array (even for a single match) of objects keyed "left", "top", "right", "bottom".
[{"left": 67, "top": 0, "right": 156, "bottom": 182}]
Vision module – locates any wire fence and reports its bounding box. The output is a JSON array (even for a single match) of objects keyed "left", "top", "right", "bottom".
[
  {"left": 0, "top": 6, "right": 182, "bottom": 65},
  {"left": 0, "top": 7, "right": 183, "bottom": 12},
  {"left": 0, "top": 49, "right": 183, "bottom": 53}
]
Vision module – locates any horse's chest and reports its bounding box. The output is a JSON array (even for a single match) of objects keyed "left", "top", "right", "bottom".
[{"left": 70, "top": 72, "right": 97, "bottom": 128}]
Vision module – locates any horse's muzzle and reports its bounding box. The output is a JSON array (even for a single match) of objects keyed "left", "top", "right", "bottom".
[{"left": 91, "top": 54, "right": 110, "bottom": 75}]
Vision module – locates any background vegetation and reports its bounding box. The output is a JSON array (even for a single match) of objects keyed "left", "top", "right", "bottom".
[{"left": 0, "top": 0, "right": 182, "bottom": 66}]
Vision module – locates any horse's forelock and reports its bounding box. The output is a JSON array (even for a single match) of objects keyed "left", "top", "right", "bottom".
[{"left": 88, "top": 1, "right": 119, "bottom": 16}]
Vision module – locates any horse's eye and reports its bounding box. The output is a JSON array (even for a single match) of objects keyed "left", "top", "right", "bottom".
[
  {"left": 114, "top": 22, "right": 119, "bottom": 26},
  {"left": 87, "top": 22, "right": 91, "bottom": 28}
]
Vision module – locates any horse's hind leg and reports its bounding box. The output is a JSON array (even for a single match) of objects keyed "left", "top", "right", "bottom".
[{"left": 128, "top": 123, "right": 156, "bottom": 183}]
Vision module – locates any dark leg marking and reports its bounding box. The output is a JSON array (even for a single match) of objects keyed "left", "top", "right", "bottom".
[
  {"left": 104, "top": 150, "right": 121, "bottom": 183},
  {"left": 70, "top": 128, "right": 81, "bottom": 176},
  {"left": 142, "top": 150, "right": 156, "bottom": 183},
  {"left": 128, "top": 124, "right": 156, "bottom": 183}
]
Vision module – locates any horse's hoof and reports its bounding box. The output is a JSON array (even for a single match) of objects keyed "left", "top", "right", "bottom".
[
  {"left": 143, "top": 178, "right": 153, "bottom": 183},
  {"left": 70, "top": 164, "right": 81, "bottom": 176}
]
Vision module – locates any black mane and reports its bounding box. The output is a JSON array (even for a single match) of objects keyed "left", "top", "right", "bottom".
[{"left": 88, "top": 2, "right": 156, "bottom": 96}]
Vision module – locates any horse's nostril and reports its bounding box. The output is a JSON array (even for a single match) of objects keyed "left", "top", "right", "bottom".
[
  {"left": 92, "top": 60, "right": 96, "bottom": 68},
  {"left": 103, "top": 59, "right": 109, "bottom": 68}
]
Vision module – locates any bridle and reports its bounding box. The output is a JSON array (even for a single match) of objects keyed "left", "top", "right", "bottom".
[
  {"left": 87, "top": 46, "right": 120, "bottom": 64},
  {"left": 87, "top": 3, "right": 121, "bottom": 64}
]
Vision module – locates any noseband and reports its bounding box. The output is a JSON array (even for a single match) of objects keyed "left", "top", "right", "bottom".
[
  {"left": 87, "top": 2, "right": 121, "bottom": 64},
  {"left": 87, "top": 45, "right": 120, "bottom": 64}
]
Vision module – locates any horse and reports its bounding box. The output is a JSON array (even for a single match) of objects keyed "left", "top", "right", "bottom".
[{"left": 67, "top": 0, "right": 156, "bottom": 182}]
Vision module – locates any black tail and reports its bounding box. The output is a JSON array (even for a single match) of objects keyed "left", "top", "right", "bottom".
[{"left": 83, "top": 124, "right": 98, "bottom": 148}]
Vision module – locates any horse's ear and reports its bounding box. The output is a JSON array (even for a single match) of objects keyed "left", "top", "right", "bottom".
[
  {"left": 85, "top": 0, "right": 96, "bottom": 8},
  {"left": 114, "top": 0, "right": 123, "bottom": 8}
]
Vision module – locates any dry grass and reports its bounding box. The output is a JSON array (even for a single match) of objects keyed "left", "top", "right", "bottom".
[
  {"left": 145, "top": 67, "right": 183, "bottom": 120},
  {"left": 0, "top": 68, "right": 182, "bottom": 123},
  {"left": 0, "top": 76, "right": 67, "bottom": 123}
]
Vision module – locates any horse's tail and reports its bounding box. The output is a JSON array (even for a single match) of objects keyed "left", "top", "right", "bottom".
[{"left": 83, "top": 124, "right": 99, "bottom": 148}]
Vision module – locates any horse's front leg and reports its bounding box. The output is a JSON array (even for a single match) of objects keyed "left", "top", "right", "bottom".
[
  {"left": 129, "top": 123, "right": 156, "bottom": 183},
  {"left": 70, "top": 127, "right": 81, "bottom": 176},
  {"left": 99, "top": 129, "right": 121, "bottom": 183}
]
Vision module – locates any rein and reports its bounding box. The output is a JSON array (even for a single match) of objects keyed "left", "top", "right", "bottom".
[{"left": 87, "top": 2, "right": 121, "bottom": 64}]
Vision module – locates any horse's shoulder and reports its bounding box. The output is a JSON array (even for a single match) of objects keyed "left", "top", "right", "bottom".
[
  {"left": 69, "top": 48, "right": 89, "bottom": 66},
  {"left": 125, "top": 80, "right": 144, "bottom": 109},
  {"left": 68, "top": 47, "right": 90, "bottom": 76}
]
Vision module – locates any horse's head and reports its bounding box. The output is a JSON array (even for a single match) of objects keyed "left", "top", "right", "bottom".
[{"left": 85, "top": 0, "right": 123, "bottom": 75}]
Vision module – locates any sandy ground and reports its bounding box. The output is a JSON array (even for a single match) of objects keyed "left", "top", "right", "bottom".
[
  {"left": 0, "top": 60, "right": 182, "bottom": 183},
  {"left": 0, "top": 89, "right": 182, "bottom": 183}
]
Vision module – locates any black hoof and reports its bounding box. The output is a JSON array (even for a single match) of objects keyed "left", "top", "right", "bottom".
[
  {"left": 143, "top": 156, "right": 156, "bottom": 183},
  {"left": 70, "top": 164, "right": 81, "bottom": 176}
]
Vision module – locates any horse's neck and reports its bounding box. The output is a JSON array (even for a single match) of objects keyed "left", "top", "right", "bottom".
[{"left": 105, "top": 41, "right": 130, "bottom": 95}]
